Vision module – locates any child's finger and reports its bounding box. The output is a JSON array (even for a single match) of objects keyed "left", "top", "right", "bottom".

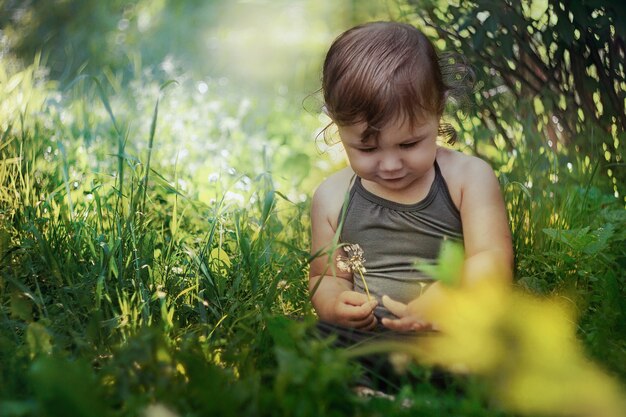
[
  {"left": 361, "top": 316, "right": 378, "bottom": 331},
  {"left": 337, "top": 299, "right": 376, "bottom": 320},
  {"left": 380, "top": 317, "right": 408, "bottom": 331},
  {"left": 382, "top": 295, "right": 407, "bottom": 318},
  {"left": 351, "top": 313, "right": 377, "bottom": 330},
  {"left": 361, "top": 299, "right": 378, "bottom": 314},
  {"left": 340, "top": 291, "right": 371, "bottom": 306},
  {"left": 381, "top": 316, "right": 423, "bottom": 332},
  {"left": 410, "top": 321, "right": 432, "bottom": 331}
]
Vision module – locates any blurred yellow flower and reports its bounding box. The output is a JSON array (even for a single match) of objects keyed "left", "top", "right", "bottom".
[
  {"left": 411, "top": 258, "right": 626, "bottom": 417},
  {"left": 415, "top": 276, "right": 510, "bottom": 373},
  {"left": 494, "top": 292, "right": 625, "bottom": 417}
]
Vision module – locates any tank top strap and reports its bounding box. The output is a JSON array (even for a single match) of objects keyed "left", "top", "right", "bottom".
[
  {"left": 434, "top": 159, "right": 442, "bottom": 180},
  {"left": 337, "top": 174, "right": 359, "bottom": 230},
  {"left": 348, "top": 173, "right": 358, "bottom": 190},
  {"left": 433, "top": 159, "right": 460, "bottom": 217}
]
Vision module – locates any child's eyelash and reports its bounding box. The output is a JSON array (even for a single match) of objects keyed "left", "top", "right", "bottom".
[{"left": 357, "top": 142, "right": 418, "bottom": 152}]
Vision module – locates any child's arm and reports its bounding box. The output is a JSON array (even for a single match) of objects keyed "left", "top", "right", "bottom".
[
  {"left": 382, "top": 155, "right": 513, "bottom": 331},
  {"left": 309, "top": 174, "right": 378, "bottom": 330},
  {"left": 457, "top": 157, "right": 513, "bottom": 282}
]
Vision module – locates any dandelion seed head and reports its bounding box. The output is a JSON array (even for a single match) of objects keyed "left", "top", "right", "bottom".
[
  {"left": 336, "top": 243, "right": 367, "bottom": 274},
  {"left": 336, "top": 256, "right": 351, "bottom": 272}
]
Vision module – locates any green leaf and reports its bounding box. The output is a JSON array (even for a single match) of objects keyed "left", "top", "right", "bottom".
[
  {"left": 554, "top": 16, "right": 574, "bottom": 46},
  {"left": 260, "top": 189, "right": 275, "bottom": 226},
  {"left": 209, "top": 246, "right": 232, "bottom": 277},
  {"left": 543, "top": 226, "right": 609, "bottom": 254},
  {"left": 583, "top": 224, "right": 615, "bottom": 255},
  {"left": 29, "top": 356, "right": 109, "bottom": 417},
  {"left": 483, "top": 15, "right": 498, "bottom": 34},
  {"left": 414, "top": 240, "right": 465, "bottom": 287},
  {"left": 473, "top": 27, "right": 485, "bottom": 50},
  {"left": 526, "top": 0, "right": 549, "bottom": 21},
  {"left": 500, "top": 32, "right": 514, "bottom": 59},
  {"left": 267, "top": 315, "right": 299, "bottom": 350},
  {"left": 26, "top": 322, "right": 53, "bottom": 358},
  {"left": 10, "top": 291, "right": 33, "bottom": 322}
]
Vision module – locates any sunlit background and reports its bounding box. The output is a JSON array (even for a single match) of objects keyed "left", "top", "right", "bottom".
[
  {"left": 0, "top": 0, "right": 405, "bottom": 202},
  {"left": 1, "top": 0, "right": 388, "bottom": 89}
]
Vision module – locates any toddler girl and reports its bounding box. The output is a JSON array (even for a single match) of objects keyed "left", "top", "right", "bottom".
[{"left": 309, "top": 21, "right": 512, "bottom": 347}]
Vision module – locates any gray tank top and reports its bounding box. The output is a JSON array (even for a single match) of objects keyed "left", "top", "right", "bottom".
[{"left": 339, "top": 161, "right": 463, "bottom": 319}]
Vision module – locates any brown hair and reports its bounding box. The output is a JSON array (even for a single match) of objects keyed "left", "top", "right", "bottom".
[{"left": 322, "top": 21, "right": 453, "bottom": 142}]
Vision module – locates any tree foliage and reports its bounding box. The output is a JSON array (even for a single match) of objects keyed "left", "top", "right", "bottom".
[
  {"left": 0, "top": 0, "right": 222, "bottom": 81},
  {"left": 405, "top": 0, "right": 625, "bottom": 192},
  {"left": 0, "top": 0, "right": 135, "bottom": 76}
]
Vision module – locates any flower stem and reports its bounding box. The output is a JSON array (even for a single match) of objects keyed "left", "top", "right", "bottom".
[{"left": 358, "top": 270, "right": 371, "bottom": 301}]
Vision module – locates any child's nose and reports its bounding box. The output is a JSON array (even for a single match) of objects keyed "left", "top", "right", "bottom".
[{"left": 379, "top": 154, "right": 402, "bottom": 172}]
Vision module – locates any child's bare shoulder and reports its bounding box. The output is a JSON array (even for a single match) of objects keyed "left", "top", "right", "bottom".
[
  {"left": 438, "top": 148, "right": 496, "bottom": 182},
  {"left": 314, "top": 167, "right": 354, "bottom": 198},
  {"left": 436, "top": 148, "right": 498, "bottom": 206},
  {"left": 312, "top": 167, "right": 355, "bottom": 226}
]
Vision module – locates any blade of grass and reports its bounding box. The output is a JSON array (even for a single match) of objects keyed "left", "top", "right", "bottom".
[
  {"left": 57, "top": 141, "right": 74, "bottom": 222},
  {"left": 141, "top": 80, "right": 177, "bottom": 213}
]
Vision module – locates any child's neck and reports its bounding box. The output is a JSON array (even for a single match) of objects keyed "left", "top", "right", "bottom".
[{"left": 360, "top": 164, "right": 436, "bottom": 205}]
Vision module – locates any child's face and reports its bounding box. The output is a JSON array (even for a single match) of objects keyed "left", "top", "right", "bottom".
[{"left": 338, "top": 114, "right": 439, "bottom": 192}]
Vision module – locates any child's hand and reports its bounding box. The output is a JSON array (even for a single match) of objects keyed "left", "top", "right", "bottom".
[
  {"left": 331, "top": 291, "right": 378, "bottom": 330},
  {"left": 380, "top": 295, "right": 434, "bottom": 332}
]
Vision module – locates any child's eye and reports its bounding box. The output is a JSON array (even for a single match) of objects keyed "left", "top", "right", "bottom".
[
  {"left": 358, "top": 147, "right": 377, "bottom": 153},
  {"left": 400, "top": 142, "right": 418, "bottom": 149}
]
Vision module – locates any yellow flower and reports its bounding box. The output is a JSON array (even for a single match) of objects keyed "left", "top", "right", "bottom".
[
  {"left": 415, "top": 275, "right": 510, "bottom": 373},
  {"left": 494, "top": 292, "right": 626, "bottom": 417},
  {"left": 414, "top": 273, "right": 626, "bottom": 417}
]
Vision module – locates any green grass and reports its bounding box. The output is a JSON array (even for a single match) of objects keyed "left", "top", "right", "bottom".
[{"left": 1, "top": 57, "right": 624, "bottom": 417}]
